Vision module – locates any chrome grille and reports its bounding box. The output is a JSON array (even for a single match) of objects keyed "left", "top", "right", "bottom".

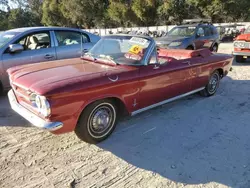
[
  {"left": 234, "top": 41, "right": 250, "bottom": 49},
  {"left": 11, "top": 83, "right": 31, "bottom": 104}
]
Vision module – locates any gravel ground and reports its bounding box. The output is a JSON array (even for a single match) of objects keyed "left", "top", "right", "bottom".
[{"left": 1, "top": 43, "right": 250, "bottom": 188}]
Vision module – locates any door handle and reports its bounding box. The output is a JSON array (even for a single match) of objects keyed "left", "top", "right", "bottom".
[
  {"left": 44, "top": 54, "right": 54, "bottom": 59},
  {"left": 153, "top": 64, "right": 160, "bottom": 70}
]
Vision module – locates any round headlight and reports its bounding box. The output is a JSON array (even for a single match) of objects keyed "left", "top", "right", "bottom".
[{"left": 35, "top": 95, "right": 51, "bottom": 117}]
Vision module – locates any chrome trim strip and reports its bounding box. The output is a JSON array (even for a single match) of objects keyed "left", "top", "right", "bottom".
[
  {"left": 14, "top": 90, "right": 30, "bottom": 101},
  {"left": 8, "top": 90, "right": 63, "bottom": 131},
  {"left": 12, "top": 82, "right": 29, "bottom": 91},
  {"left": 131, "top": 87, "right": 205, "bottom": 116}
]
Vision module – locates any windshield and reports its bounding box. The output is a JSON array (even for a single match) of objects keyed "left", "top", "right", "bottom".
[
  {"left": 0, "top": 32, "right": 20, "bottom": 48},
  {"left": 167, "top": 26, "right": 196, "bottom": 37},
  {"left": 245, "top": 26, "right": 250, "bottom": 34},
  {"left": 84, "top": 36, "right": 151, "bottom": 65}
]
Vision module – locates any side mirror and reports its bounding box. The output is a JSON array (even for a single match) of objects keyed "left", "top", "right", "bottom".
[
  {"left": 9, "top": 44, "right": 24, "bottom": 53},
  {"left": 196, "top": 33, "right": 200, "bottom": 38}
]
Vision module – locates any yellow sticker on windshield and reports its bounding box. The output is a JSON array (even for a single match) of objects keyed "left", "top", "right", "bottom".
[{"left": 129, "top": 45, "right": 143, "bottom": 54}]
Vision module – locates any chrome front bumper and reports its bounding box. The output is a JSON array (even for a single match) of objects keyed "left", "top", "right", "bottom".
[
  {"left": 8, "top": 90, "right": 63, "bottom": 131},
  {"left": 232, "top": 51, "right": 250, "bottom": 56}
]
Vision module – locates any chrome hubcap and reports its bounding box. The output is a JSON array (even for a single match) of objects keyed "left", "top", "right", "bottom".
[
  {"left": 208, "top": 74, "right": 219, "bottom": 93},
  {"left": 89, "top": 106, "right": 113, "bottom": 134}
]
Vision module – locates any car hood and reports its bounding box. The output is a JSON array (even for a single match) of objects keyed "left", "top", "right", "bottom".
[
  {"left": 155, "top": 36, "right": 190, "bottom": 45},
  {"left": 236, "top": 33, "right": 250, "bottom": 42},
  {"left": 8, "top": 58, "right": 129, "bottom": 95}
]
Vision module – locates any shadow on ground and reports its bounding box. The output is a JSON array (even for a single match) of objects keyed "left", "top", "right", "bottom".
[
  {"left": 0, "top": 94, "right": 30, "bottom": 127},
  {"left": 99, "top": 77, "right": 250, "bottom": 188}
]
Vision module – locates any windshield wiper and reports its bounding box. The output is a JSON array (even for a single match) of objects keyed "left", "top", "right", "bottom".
[{"left": 98, "top": 54, "right": 118, "bottom": 65}]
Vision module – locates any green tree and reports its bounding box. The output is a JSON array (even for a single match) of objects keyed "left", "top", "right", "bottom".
[
  {"left": 131, "top": 0, "right": 157, "bottom": 26},
  {"left": 107, "top": 0, "right": 136, "bottom": 27},
  {"left": 224, "top": 0, "right": 250, "bottom": 22},
  {"left": 157, "top": 0, "right": 171, "bottom": 25},
  {"left": 0, "top": 10, "right": 8, "bottom": 30},
  {"left": 186, "top": 0, "right": 225, "bottom": 22},
  {"left": 42, "top": 0, "right": 71, "bottom": 26},
  {"left": 27, "top": 0, "right": 43, "bottom": 21},
  {"left": 1, "top": 0, "right": 250, "bottom": 30},
  {"left": 61, "top": 0, "right": 107, "bottom": 28},
  {"left": 8, "top": 8, "right": 38, "bottom": 28}
]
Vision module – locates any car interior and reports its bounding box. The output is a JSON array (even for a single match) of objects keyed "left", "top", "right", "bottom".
[
  {"left": 157, "top": 48, "right": 212, "bottom": 62},
  {"left": 17, "top": 33, "right": 51, "bottom": 50},
  {"left": 55, "top": 32, "right": 85, "bottom": 46}
]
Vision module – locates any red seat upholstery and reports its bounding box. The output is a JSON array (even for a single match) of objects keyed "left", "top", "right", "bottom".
[{"left": 157, "top": 48, "right": 212, "bottom": 60}]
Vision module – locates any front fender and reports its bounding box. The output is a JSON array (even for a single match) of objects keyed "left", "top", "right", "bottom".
[{"left": 78, "top": 94, "right": 128, "bottom": 117}]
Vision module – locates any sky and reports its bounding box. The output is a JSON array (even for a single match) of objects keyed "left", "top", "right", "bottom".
[
  {"left": 8, "top": 0, "right": 18, "bottom": 8},
  {"left": 0, "top": 0, "right": 18, "bottom": 11}
]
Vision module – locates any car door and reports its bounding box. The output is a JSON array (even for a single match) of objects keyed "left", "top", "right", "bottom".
[
  {"left": 194, "top": 27, "right": 206, "bottom": 49},
  {"left": 137, "top": 48, "right": 193, "bottom": 109},
  {"left": 187, "top": 56, "right": 210, "bottom": 90},
  {"left": 1, "top": 31, "right": 56, "bottom": 87},
  {"left": 203, "top": 26, "right": 214, "bottom": 48},
  {"left": 53, "top": 30, "right": 93, "bottom": 60}
]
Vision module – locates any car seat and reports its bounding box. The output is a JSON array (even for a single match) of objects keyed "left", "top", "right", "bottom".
[{"left": 28, "top": 36, "right": 39, "bottom": 50}]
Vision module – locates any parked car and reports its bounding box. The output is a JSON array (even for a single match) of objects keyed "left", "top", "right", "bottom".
[
  {"left": 8, "top": 35, "right": 233, "bottom": 143},
  {"left": 233, "top": 26, "right": 250, "bottom": 63},
  {"left": 0, "top": 27, "right": 100, "bottom": 94},
  {"left": 155, "top": 20, "right": 220, "bottom": 52},
  {"left": 216, "top": 24, "right": 245, "bottom": 42}
]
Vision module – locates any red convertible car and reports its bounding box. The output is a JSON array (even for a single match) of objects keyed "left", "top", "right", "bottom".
[{"left": 8, "top": 35, "right": 233, "bottom": 143}]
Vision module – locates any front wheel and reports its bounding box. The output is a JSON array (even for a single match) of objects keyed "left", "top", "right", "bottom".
[
  {"left": 200, "top": 71, "right": 220, "bottom": 97},
  {"left": 75, "top": 99, "right": 117, "bottom": 144},
  {"left": 186, "top": 46, "right": 194, "bottom": 50},
  {"left": 0, "top": 82, "right": 3, "bottom": 96},
  {"left": 211, "top": 44, "right": 218, "bottom": 52}
]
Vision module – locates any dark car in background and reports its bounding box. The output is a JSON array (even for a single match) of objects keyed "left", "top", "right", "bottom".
[
  {"left": 0, "top": 27, "right": 100, "bottom": 94},
  {"left": 155, "top": 19, "right": 220, "bottom": 52},
  {"left": 216, "top": 24, "right": 245, "bottom": 42}
]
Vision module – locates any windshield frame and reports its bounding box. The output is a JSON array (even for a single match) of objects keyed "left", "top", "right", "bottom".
[
  {"left": 85, "top": 35, "right": 155, "bottom": 66},
  {"left": 167, "top": 26, "right": 196, "bottom": 37},
  {"left": 245, "top": 26, "right": 250, "bottom": 34}
]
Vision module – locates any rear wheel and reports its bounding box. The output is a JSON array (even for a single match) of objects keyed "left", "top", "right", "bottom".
[
  {"left": 75, "top": 99, "right": 117, "bottom": 144},
  {"left": 200, "top": 71, "right": 220, "bottom": 97},
  {"left": 235, "top": 55, "right": 246, "bottom": 63}
]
